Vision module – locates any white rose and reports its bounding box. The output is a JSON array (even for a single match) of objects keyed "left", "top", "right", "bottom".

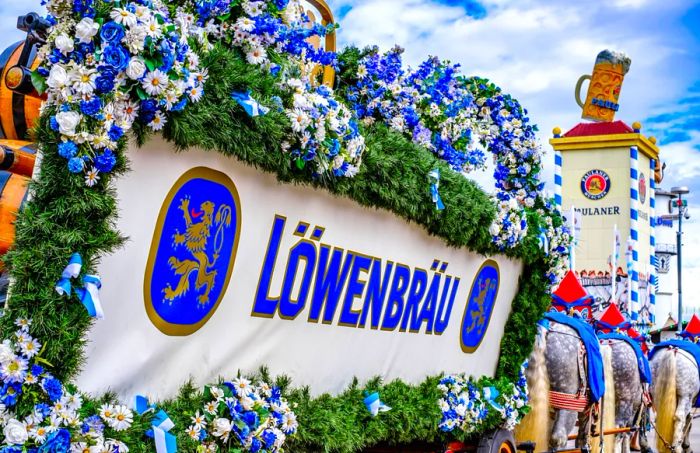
[
  {"left": 55, "top": 111, "right": 82, "bottom": 137},
  {"left": 212, "top": 417, "right": 232, "bottom": 437},
  {"left": 0, "top": 340, "right": 13, "bottom": 365},
  {"left": 3, "top": 419, "right": 28, "bottom": 445},
  {"left": 489, "top": 222, "right": 500, "bottom": 236},
  {"left": 75, "top": 18, "right": 99, "bottom": 44},
  {"left": 46, "top": 64, "right": 69, "bottom": 89},
  {"left": 54, "top": 34, "right": 74, "bottom": 55},
  {"left": 125, "top": 58, "right": 147, "bottom": 80}
]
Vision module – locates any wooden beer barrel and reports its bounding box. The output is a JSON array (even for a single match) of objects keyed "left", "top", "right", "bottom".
[
  {"left": 0, "top": 140, "right": 37, "bottom": 177},
  {"left": 0, "top": 171, "right": 29, "bottom": 257},
  {"left": 0, "top": 41, "right": 42, "bottom": 140}
]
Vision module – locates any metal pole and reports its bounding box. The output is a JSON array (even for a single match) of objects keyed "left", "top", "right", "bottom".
[{"left": 678, "top": 194, "right": 683, "bottom": 332}]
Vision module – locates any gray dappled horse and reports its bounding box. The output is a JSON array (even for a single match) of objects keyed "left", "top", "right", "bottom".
[
  {"left": 651, "top": 347, "right": 700, "bottom": 453},
  {"left": 515, "top": 322, "right": 615, "bottom": 451},
  {"left": 602, "top": 337, "right": 652, "bottom": 453}
]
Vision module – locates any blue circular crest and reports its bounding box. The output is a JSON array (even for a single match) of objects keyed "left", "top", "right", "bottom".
[
  {"left": 460, "top": 260, "right": 500, "bottom": 353},
  {"left": 144, "top": 167, "right": 241, "bottom": 336}
]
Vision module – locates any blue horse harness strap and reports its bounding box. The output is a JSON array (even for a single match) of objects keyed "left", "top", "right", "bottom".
[
  {"left": 598, "top": 332, "right": 651, "bottom": 384},
  {"left": 543, "top": 312, "right": 606, "bottom": 402},
  {"left": 650, "top": 340, "right": 700, "bottom": 407},
  {"left": 551, "top": 293, "right": 594, "bottom": 310},
  {"left": 595, "top": 319, "right": 632, "bottom": 332}
]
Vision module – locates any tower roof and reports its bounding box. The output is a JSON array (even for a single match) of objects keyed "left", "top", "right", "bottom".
[{"left": 563, "top": 120, "right": 634, "bottom": 137}]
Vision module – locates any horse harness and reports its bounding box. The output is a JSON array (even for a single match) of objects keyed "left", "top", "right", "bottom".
[{"left": 547, "top": 328, "right": 590, "bottom": 412}]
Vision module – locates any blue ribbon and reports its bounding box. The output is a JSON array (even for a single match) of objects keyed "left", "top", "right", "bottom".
[
  {"left": 231, "top": 90, "right": 269, "bottom": 117},
  {"left": 538, "top": 227, "right": 549, "bottom": 255},
  {"left": 55, "top": 253, "right": 82, "bottom": 296},
  {"left": 428, "top": 169, "right": 445, "bottom": 211},
  {"left": 135, "top": 395, "right": 177, "bottom": 453},
  {"left": 74, "top": 275, "right": 104, "bottom": 319},
  {"left": 363, "top": 391, "right": 391, "bottom": 417},
  {"left": 482, "top": 386, "right": 503, "bottom": 411}
]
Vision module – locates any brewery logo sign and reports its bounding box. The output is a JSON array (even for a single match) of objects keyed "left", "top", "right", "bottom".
[
  {"left": 580, "top": 169, "right": 611, "bottom": 200},
  {"left": 638, "top": 172, "right": 647, "bottom": 204}
]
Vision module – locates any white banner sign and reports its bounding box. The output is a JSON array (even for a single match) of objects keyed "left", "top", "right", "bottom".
[{"left": 76, "top": 138, "right": 523, "bottom": 401}]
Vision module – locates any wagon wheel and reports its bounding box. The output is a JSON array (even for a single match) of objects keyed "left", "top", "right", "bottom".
[{"left": 476, "top": 429, "right": 516, "bottom": 453}]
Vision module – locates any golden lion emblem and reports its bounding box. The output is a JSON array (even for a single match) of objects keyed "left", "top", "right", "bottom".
[
  {"left": 163, "top": 196, "right": 232, "bottom": 305},
  {"left": 466, "top": 277, "right": 497, "bottom": 335}
]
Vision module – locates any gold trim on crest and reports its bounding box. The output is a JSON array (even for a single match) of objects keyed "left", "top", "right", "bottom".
[
  {"left": 143, "top": 167, "right": 242, "bottom": 336},
  {"left": 460, "top": 259, "right": 500, "bottom": 353}
]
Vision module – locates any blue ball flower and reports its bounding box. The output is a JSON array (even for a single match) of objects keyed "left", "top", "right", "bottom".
[
  {"left": 38, "top": 429, "right": 70, "bottom": 453},
  {"left": 31, "top": 364, "right": 44, "bottom": 376},
  {"left": 249, "top": 438, "right": 262, "bottom": 453},
  {"left": 95, "top": 66, "right": 117, "bottom": 94},
  {"left": 94, "top": 149, "right": 116, "bottom": 173},
  {"left": 50, "top": 116, "right": 60, "bottom": 131},
  {"left": 42, "top": 377, "right": 63, "bottom": 402},
  {"left": 67, "top": 157, "right": 85, "bottom": 174},
  {"left": 57, "top": 141, "right": 77, "bottom": 159},
  {"left": 261, "top": 429, "right": 277, "bottom": 448},
  {"left": 80, "top": 97, "right": 101, "bottom": 117},
  {"left": 242, "top": 410, "right": 259, "bottom": 429},
  {"left": 108, "top": 124, "right": 124, "bottom": 142},
  {"left": 99, "top": 21, "right": 125, "bottom": 44},
  {"left": 102, "top": 45, "right": 129, "bottom": 71}
]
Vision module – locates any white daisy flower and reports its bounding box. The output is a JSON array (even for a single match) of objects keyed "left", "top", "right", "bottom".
[
  {"left": 288, "top": 110, "right": 310, "bottom": 133},
  {"left": 246, "top": 46, "right": 267, "bottom": 65},
  {"left": 110, "top": 405, "right": 133, "bottom": 431},
  {"left": 142, "top": 70, "right": 168, "bottom": 96},
  {"left": 143, "top": 17, "right": 162, "bottom": 38},
  {"left": 204, "top": 401, "right": 218, "bottom": 415},
  {"left": 148, "top": 111, "right": 167, "bottom": 131},
  {"left": 190, "top": 411, "right": 206, "bottom": 430},
  {"left": 281, "top": 411, "right": 297, "bottom": 433},
  {"left": 110, "top": 8, "right": 137, "bottom": 28},
  {"left": 1, "top": 356, "right": 27, "bottom": 383},
  {"left": 236, "top": 17, "right": 255, "bottom": 32},
  {"left": 19, "top": 338, "right": 41, "bottom": 358},
  {"left": 14, "top": 318, "right": 31, "bottom": 331},
  {"left": 99, "top": 404, "right": 115, "bottom": 421},
  {"left": 232, "top": 377, "right": 252, "bottom": 397},
  {"left": 188, "top": 86, "right": 203, "bottom": 102},
  {"left": 70, "top": 66, "right": 96, "bottom": 95},
  {"left": 210, "top": 386, "right": 225, "bottom": 401},
  {"left": 186, "top": 425, "right": 200, "bottom": 440}
]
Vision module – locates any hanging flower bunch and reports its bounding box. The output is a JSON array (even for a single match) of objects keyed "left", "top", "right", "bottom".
[
  {"left": 437, "top": 367, "right": 528, "bottom": 436},
  {"left": 464, "top": 77, "right": 543, "bottom": 209},
  {"left": 281, "top": 77, "right": 364, "bottom": 178},
  {"left": 489, "top": 193, "right": 528, "bottom": 250},
  {"left": 34, "top": 0, "right": 208, "bottom": 186},
  {"left": 187, "top": 380, "right": 297, "bottom": 452},
  {"left": 346, "top": 46, "right": 487, "bottom": 173},
  {"left": 0, "top": 319, "right": 132, "bottom": 451},
  {"left": 537, "top": 198, "right": 572, "bottom": 287}
]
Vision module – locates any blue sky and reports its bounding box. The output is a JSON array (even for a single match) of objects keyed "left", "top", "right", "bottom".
[{"left": 1, "top": 0, "right": 699, "bottom": 306}]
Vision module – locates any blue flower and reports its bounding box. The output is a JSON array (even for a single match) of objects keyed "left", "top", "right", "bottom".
[
  {"left": 0, "top": 446, "right": 23, "bottom": 453},
  {"left": 242, "top": 410, "right": 259, "bottom": 429},
  {"left": 261, "top": 429, "right": 277, "bottom": 448},
  {"left": 100, "top": 21, "right": 125, "bottom": 44},
  {"left": 38, "top": 429, "right": 70, "bottom": 453},
  {"left": 34, "top": 403, "right": 51, "bottom": 417},
  {"left": 95, "top": 67, "right": 117, "bottom": 94},
  {"left": 250, "top": 438, "right": 262, "bottom": 453},
  {"left": 81, "top": 415, "right": 104, "bottom": 434},
  {"left": 42, "top": 377, "right": 63, "bottom": 401},
  {"left": 139, "top": 99, "right": 158, "bottom": 123},
  {"left": 108, "top": 124, "right": 124, "bottom": 142},
  {"left": 31, "top": 364, "right": 44, "bottom": 376},
  {"left": 80, "top": 97, "right": 101, "bottom": 117},
  {"left": 58, "top": 141, "right": 77, "bottom": 159},
  {"left": 102, "top": 45, "right": 129, "bottom": 71},
  {"left": 0, "top": 382, "right": 22, "bottom": 406},
  {"left": 94, "top": 150, "right": 116, "bottom": 173},
  {"left": 50, "top": 116, "right": 59, "bottom": 131}
]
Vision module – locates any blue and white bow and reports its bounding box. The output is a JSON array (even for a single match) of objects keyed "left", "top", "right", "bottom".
[
  {"left": 231, "top": 90, "right": 269, "bottom": 117},
  {"left": 482, "top": 386, "right": 503, "bottom": 411},
  {"left": 538, "top": 227, "right": 549, "bottom": 255},
  {"left": 428, "top": 169, "right": 445, "bottom": 211},
  {"left": 74, "top": 275, "right": 104, "bottom": 320},
  {"left": 55, "top": 253, "right": 82, "bottom": 296},
  {"left": 363, "top": 391, "right": 391, "bottom": 417},
  {"left": 135, "top": 395, "right": 177, "bottom": 453}
]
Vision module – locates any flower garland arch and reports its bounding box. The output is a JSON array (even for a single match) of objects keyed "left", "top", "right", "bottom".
[{"left": 0, "top": 0, "right": 570, "bottom": 451}]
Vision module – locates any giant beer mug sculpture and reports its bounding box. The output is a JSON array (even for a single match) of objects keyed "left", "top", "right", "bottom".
[{"left": 575, "top": 50, "right": 631, "bottom": 122}]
